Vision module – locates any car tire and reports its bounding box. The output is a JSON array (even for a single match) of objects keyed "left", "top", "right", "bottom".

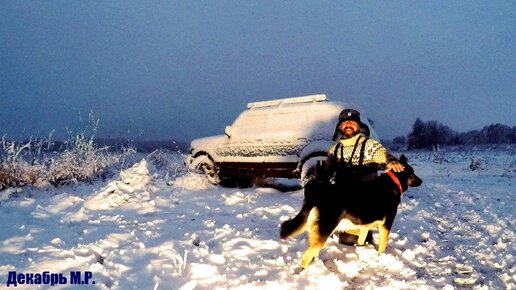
[
  {"left": 300, "top": 156, "right": 327, "bottom": 187},
  {"left": 191, "top": 155, "right": 219, "bottom": 184}
]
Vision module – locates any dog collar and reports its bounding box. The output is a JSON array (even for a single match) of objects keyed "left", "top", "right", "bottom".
[{"left": 387, "top": 171, "right": 403, "bottom": 193}]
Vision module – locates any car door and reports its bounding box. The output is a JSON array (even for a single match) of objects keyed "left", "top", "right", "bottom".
[
  {"left": 262, "top": 104, "right": 309, "bottom": 163},
  {"left": 215, "top": 109, "right": 267, "bottom": 164}
]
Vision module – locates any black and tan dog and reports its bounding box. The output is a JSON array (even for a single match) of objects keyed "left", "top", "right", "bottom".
[{"left": 280, "top": 155, "right": 422, "bottom": 269}]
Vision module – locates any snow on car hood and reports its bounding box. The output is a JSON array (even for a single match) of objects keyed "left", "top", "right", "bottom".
[
  {"left": 215, "top": 137, "right": 307, "bottom": 158},
  {"left": 190, "top": 135, "right": 227, "bottom": 153}
]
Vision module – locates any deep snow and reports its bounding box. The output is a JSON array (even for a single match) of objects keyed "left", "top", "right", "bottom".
[{"left": 0, "top": 148, "right": 514, "bottom": 289}]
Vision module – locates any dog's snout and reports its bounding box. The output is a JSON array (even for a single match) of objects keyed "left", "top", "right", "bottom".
[{"left": 409, "top": 175, "right": 423, "bottom": 187}]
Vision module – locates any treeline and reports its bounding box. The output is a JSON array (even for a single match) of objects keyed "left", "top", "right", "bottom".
[{"left": 392, "top": 118, "right": 516, "bottom": 149}]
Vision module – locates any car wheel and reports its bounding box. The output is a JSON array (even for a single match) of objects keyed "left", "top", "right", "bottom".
[
  {"left": 191, "top": 155, "right": 219, "bottom": 184},
  {"left": 300, "top": 156, "right": 327, "bottom": 187}
]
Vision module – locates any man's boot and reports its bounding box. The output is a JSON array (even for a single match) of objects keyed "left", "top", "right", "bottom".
[
  {"left": 338, "top": 232, "right": 358, "bottom": 245},
  {"left": 338, "top": 231, "right": 373, "bottom": 245}
]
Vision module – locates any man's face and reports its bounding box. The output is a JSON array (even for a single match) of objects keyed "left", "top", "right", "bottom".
[{"left": 339, "top": 120, "right": 360, "bottom": 138}]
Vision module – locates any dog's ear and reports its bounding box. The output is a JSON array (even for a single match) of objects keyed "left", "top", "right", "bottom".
[{"left": 399, "top": 154, "right": 407, "bottom": 164}]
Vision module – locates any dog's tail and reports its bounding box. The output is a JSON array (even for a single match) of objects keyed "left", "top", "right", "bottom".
[
  {"left": 280, "top": 182, "right": 319, "bottom": 239},
  {"left": 280, "top": 200, "right": 313, "bottom": 239}
]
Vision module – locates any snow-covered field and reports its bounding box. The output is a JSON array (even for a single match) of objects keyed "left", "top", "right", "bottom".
[{"left": 0, "top": 148, "right": 514, "bottom": 289}]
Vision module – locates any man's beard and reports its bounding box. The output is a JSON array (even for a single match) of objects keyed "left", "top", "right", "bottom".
[{"left": 342, "top": 127, "right": 358, "bottom": 138}]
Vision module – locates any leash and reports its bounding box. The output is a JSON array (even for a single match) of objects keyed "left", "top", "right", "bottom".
[{"left": 387, "top": 171, "right": 403, "bottom": 193}]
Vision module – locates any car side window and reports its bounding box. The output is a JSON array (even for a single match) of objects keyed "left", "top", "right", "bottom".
[{"left": 232, "top": 111, "right": 267, "bottom": 137}]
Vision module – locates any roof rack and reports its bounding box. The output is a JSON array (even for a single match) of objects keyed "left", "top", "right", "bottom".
[{"left": 247, "top": 94, "right": 328, "bottom": 109}]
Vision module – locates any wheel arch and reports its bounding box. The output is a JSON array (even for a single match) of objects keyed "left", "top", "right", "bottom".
[
  {"left": 188, "top": 151, "right": 218, "bottom": 171},
  {"left": 192, "top": 151, "right": 218, "bottom": 167},
  {"left": 296, "top": 140, "right": 332, "bottom": 173},
  {"left": 193, "top": 150, "right": 214, "bottom": 160},
  {"left": 298, "top": 153, "right": 328, "bottom": 187}
]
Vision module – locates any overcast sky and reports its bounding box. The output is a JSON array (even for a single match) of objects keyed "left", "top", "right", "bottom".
[{"left": 1, "top": 1, "right": 515, "bottom": 142}]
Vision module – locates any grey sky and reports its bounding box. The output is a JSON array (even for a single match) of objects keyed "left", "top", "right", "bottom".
[{"left": 1, "top": 1, "right": 515, "bottom": 142}]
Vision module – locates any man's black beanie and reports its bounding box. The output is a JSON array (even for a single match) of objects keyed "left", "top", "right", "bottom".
[{"left": 338, "top": 109, "right": 362, "bottom": 123}]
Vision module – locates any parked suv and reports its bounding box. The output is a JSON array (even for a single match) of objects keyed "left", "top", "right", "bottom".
[{"left": 186, "top": 94, "right": 377, "bottom": 186}]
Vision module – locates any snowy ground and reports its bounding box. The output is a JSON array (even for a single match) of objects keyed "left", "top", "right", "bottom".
[{"left": 0, "top": 148, "right": 514, "bottom": 289}]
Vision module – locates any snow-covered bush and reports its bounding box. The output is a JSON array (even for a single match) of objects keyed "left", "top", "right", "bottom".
[
  {"left": 146, "top": 148, "right": 187, "bottom": 178},
  {"left": 432, "top": 145, "right": 447, "bottom": 164},
  {"left": 469, "top": 156, "right": 484, "bottom": 171},
  {"left": 0, "top": 131, "right": 137, "bottom": 190},
  {"left": 48, "top": 134, "right": 111, "bottom": 186},
  {"left": 0, "top": 136, "right": 45, "bottom": 190}
]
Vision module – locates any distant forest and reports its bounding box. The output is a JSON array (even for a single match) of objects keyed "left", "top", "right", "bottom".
[
  {"left": 3, "top": 119, "right": 515, "bottom": 154},
  {"left": 390, "top": 118, "right": 516, "bottom": 149}
]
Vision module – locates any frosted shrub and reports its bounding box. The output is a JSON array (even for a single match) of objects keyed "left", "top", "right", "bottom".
[
  {"left": 147, "top": 149, "right": 169, "bottom": 169},
  {"left": 147, "top": 148, "right": 187, "bottom": 177},
  {"left": 47, "top": 134, "right": 136, "bottom": 186},
  {"left": 0, "top": 163, "right": 24, "bottom": 190},
  {"left": 0, "top": 132, "right": 137, "bottom": 190},
  {"left": 432, "top": 145, "right": 447, "bottom": 164},
  {"left": 469, "top": 157, "right": 484, "bottom": 171},
  {"left": 0, "top": 137, "right": 45, "bottom": 190},
  {"left": 47, "top": 136, "right": 105, "bottom": 186}
]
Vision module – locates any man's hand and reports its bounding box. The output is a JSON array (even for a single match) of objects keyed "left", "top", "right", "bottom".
[{"left": 386, "top": 160, "right": 404, "bottom": 172}]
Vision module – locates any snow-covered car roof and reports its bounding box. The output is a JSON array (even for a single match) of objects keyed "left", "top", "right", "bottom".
[{"left": 232, "top": 94, "right": 378, "bottom": 140}]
